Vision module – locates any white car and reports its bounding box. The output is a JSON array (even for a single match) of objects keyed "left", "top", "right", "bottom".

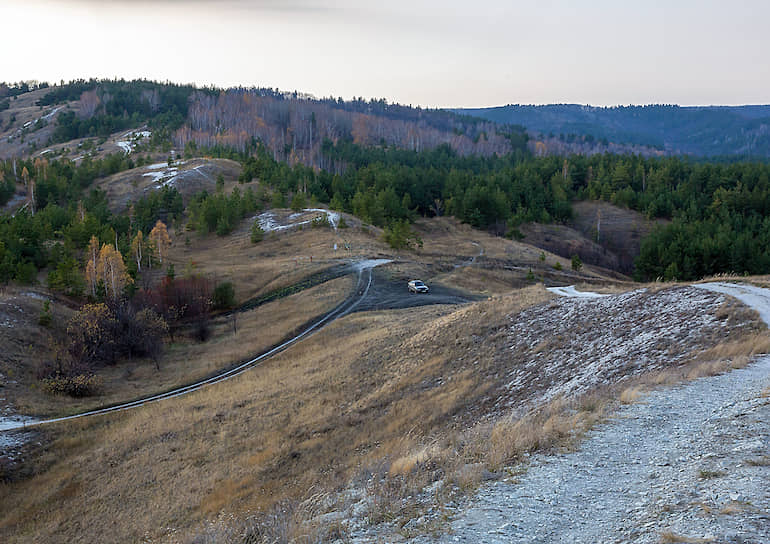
[{"left": 408, "top": 279, "right": 429, "bottom": 293}]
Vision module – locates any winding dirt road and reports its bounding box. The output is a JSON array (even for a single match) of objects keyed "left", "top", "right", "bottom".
[{"left": 1, "top": 259, "right": 390, "bottom": 432}]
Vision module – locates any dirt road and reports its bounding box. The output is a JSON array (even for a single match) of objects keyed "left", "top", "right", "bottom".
[
  {"left": 0, "top": 258, "right": 474, "bottom": 434},
  {"left": 412, "top": 282, "right": 770, "bottom": 543},
  {"left": 0, "top": 259, "right": 389, "bottom": 432}
]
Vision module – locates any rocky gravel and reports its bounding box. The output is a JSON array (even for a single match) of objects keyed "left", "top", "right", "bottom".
[{"left": 408, "top": 283, "right": 770, "bottom": 543}]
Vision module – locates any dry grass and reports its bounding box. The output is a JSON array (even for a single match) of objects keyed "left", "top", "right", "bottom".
[
  {"left": 2, "top": 216, "right": 768, "bottom": 542},
  {"left": 660, "top": 531, "right": 714, "bottom": 543},
  {"left": 0, "top": 286, "right": 552, "bottom": 542},
  {"left": 719, "top": 501, "right": 757, "bottom": 516},
  {"left": 9, "top": 274, "right": 352, "bottom": 418},
  {"left": 746, "top": 456, "right": 770, "bottom": 466},
  {"left": 697, "top": 469, "right": 726, "bottom": 480},
  {"left": 4, "top": 280, "right": 764, "bottom": 542},
  {"left": 96, "top": 158, "right": 243, "bottom": 213},
  {"left": 619, "top": 386, "right": 644, "bottom": 404},
  {"left": 163, "top": 210, "right": 387, "bottom": 303}
]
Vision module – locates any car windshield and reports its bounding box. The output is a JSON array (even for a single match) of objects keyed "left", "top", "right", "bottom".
[{"left": 414, "top": 281, "right": 424, "bottom": 286}]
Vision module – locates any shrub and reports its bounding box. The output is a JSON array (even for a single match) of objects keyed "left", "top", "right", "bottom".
[
  {"left": 571, "top": 254, "right": 582, "bottom": 271},
  {"left": 194, "top": 315, "right": 211, "bottom": 342},
  {"left": 67, "top": 303, "right": 118, "bottom": 367},
  {"left": 554, "top": 262, "right": 563, "bottom": 271},
  {"left": 383, "top": 219, "right": 422, "bottom": 250},
  {"left": 42, "top": 373, "right": 102, "bottom": 397},
  {"left": 311, "top": 215, "right": 330, "bottom": 228},
  {"left": 251, "top": 221, "right": 265, "bottom": 243},
  {"left": 212, "top": 281, "right": 236, "bottom": 310},
  {"left": 38, "top": 300, "right": 52, "bottom": 327}
]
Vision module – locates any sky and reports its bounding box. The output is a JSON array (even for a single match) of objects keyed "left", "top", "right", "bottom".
[{"left": 1, "top": 0, "right": 769, "bottom": 108}]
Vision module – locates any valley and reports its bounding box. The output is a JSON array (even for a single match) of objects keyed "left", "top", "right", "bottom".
[{"left": 0, "top": 80, "right": 768, "bottom": 543}]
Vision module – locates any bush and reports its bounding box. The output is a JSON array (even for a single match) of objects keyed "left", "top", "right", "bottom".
[
  {"left": 42, "top": 373, "right": 102, "bottom": 397},
  {"left": 383, "top": 220, "right": 422, "bottom": 250},
  {"left": 38, "top": 300, "right": 52, "bottom": 327},
  {"left": 251, "top": 221, "right": 264, "bottom": 243},
  {"left": 571, "top": 254, "right": 583, "bottom": 271},
  {"left": 311, "top": 215, "right": 330, "bottom": 228},
  {"left": 554, "top": 262, "right": 563, "bottom": 271},
  {"left": 194, "top": 315, "right": 211, "bottom": 342},
  {"left": 212, "top": 281, "right": 236, "bottom": 310}
]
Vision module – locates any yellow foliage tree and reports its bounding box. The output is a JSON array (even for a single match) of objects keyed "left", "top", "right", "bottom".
[
  {"left": 96, "top": 244, "right": 132, "bottom": 301},
  {"left": 131, "top": 231, "right": 144, "bottom": 272},
  {"left": 149, "top": 220, "right": 171, "bottom": 265}
]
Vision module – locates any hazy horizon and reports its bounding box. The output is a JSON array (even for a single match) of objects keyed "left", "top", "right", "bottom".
[{"left": 2, "top": 0, "right": 769, "bottom": 109}]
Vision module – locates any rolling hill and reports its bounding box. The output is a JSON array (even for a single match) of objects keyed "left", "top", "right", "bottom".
[{"left": 456, "top": 104, "right": 770, "bottom": 159}]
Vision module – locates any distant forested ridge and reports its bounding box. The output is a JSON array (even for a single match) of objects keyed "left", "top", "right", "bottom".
[
  {"left": 457, "top": 104, "right": 770, "bottom": 159},
  {"left": 23, "top": 79, "right": 527, "bottom": 167}
]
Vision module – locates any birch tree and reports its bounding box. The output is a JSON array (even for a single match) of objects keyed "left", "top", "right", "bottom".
[{"left": 149, "top": 220, "right": 171, "bottom": 264}]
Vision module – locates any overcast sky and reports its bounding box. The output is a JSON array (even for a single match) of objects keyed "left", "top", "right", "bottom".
[{"left": 2, "top": 0, "right": 768, "bottom": 107}]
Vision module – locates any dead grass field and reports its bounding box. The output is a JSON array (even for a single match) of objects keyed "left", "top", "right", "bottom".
[
  {"left": 2, "top": 272, "right": 352, "bottom": 418},
  {"left": 1, "top": 281, "right": 764, "bottom": 543},
  {"left": 1, "top": 215, "right": 764, "bottom": 542},
  {"left": 0, "top": 287, "right": 549, "bottom": 543},
  {"left": 0, "top": 88, "right": 68, "bottom": 159},
  {"left": 5, "top": 214, "right": 601, "bottom": 420}
]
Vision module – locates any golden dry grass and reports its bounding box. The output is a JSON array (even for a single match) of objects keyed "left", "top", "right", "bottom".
[
  {"left": 659, "top": 531, "right": 714, "bottom": 543},
  {"left": 619, "top": 386, "right": 644, "bottom": 404},
  {"left": 718, "top": 501, "right": 757, "bottom": 516},
  {"left": 2, "top": 216, "right": 767, "bottom": 542},
  {"left": 0, "top": 286, "right": 553, "bottom": 542},
  {"left": 95, "top": 158, "right": 243, "bottom": 212},
  {"left": 10, "top": 274, "right": 352, "bottom": 417},
  {"left": 4, "top": 279, "right": 765, "bottom": 542}
]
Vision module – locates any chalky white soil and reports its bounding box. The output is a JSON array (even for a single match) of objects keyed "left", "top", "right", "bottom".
[{"left": 411, "top": 283, "right": 770, "bottom": 543}]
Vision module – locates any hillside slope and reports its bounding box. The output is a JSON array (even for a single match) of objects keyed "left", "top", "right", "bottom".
[
  {"left": 457, "top": 104, "right": 770, "bottom": 158},
  {"left": 418, "top": 282, "right": 770, "bottom": 544}
]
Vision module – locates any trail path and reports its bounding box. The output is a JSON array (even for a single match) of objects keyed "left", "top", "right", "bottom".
[{"left": 416, "top": 282, "right": 770, "bottom": 544}]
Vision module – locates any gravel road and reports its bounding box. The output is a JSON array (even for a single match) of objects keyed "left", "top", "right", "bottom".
[
  {"left": 353, "top": 270, "right": 479, "bottom": 312},
  {"left": 415, "top": 282, "right": 770, "bottom": 544}
]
